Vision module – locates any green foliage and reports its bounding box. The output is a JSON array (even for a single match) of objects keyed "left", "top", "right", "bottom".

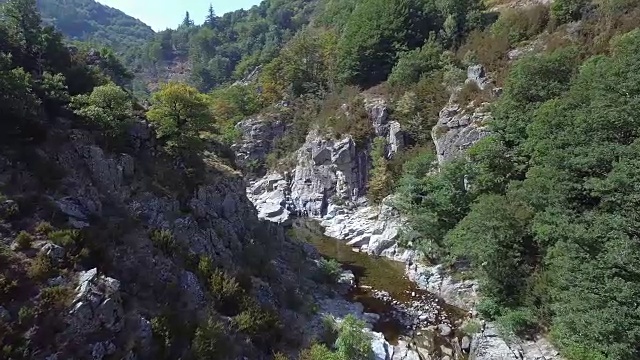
[
  {"left": 367, "top": 137, "right": 392, "bottom": 204},
  {"left": 395, "top": 156, "right": 474, "bottom": 259},
  {"left": 147, "top": 82, "right": 212, "bottom": 152},
  {"left": 34, "top": 0, "right": 154, "bottom": 55},
  {"left": 149, "top": 229, "right": 178, "bottom": 256},
  {"left": 0, "top": 274, "right": 18, "bottom": 299},
  {"left": 37, "top": 286, "right": 72, "bottom": 313},
  {"left": 397, "top": 25, "right": 640, "bottom": 360},
  {"left": 34, "top": 221, "right": 54, "bottom": 236},
  {"left": 388, "top": 38, "right": 444, "bottom": 86},
  {"left": 28, "top": 253, "right": 54, "bottom": 281},
  {"left": 299, "top": 343, "right": 339, "bottom": 360},
  {"left": 491, "top": 5, "right": 550, "bottom": 45},
  {"left": 317, "top": 258, "right": 342, "bottom": 283},
  {"left": 551, "top": 0, "right": 587, "bottom": 24},
  {"left": 14, "top": 231, "right": 33, "bottom": 250},
  {"left": 192, "top": 316, "right": 230, "bottom": 360},
  {"left": 18, "top": 306, "right": 35, "bottom": 325},
  {"left": 209, "top": 269, "right": 244, "bottom": 316},
  {"left": 335, "top": 315, "right": 373, "bottom": 360},
  {"left": 48, "top": 229, "right": 81, "bottom": 248},
  {"left": 71, "top": 83, "right": 134, "bottom": 137}
]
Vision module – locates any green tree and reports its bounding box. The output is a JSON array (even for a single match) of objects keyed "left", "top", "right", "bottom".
[
  {"left": 205, "top": 4, "right": 217, "bottom": 29},
  {"left": 71, "top": 83, "right": 133, "bottom": 137},
  {"left": 146, "top": 82, "right": 212, "bottom": 152},
  {"left": 388, "top": 38, "right": 443, "bottom": 86},
  {"left": 336, "top": 0, "right": 415, "bottom": 86},
  {"left": 445, "top": 194, "right": 533, "bottom": 306},
  {"left": 0, "top": 53, "right": 40, "bottom": 139}
]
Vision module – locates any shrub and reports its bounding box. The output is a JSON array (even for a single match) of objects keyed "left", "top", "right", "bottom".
[
  {"left": 151, "top": 315, "right": 173, "bottom": 353},
  {"left": 491, "top": 5, "right": 550, "bottom": 44},
  {"left": 38, "top": 286, "right": 72, "bottom": 313},
  {"left": 209, "top": 269, "right": 244, "bottom": 316},
  {"left": 551, "top": 0, "right": 587, "bottom": 24},
  {"left": 0, "top": 275, "right": 17, "bottom": 298},
  {"left": 497, "top": 307, "right": 537, "bottom": 338},
  {"left": 317, "top": 258, "right": 342, "bottom": 283},
  {"left": 149, "top": 229, "right": 178, "bottom": 255},
  {"left": 388, "top": 39, "right": 444, "bottom": 86},
  {"left": 461, "top": 319, "right": 482, "bottom": 335},
  {"left": 197, "top": 255, "right": 214, "bottom": 280},
  {"left": 48, "top": 229, "right": 81, "bottom": 248},
  {"left": 457, "top": 80, "right": 492, "bottom": 106},
  {"left": 233, "top": 300, "right": 281, "bottom": 348},
  {"left": 192, "top": 316, "right": 230, "bottom": 360},
  {"left": 335, "top": 315, "right": 373, "bottom": 360},
  {"left": 14, "top": 231, "right": 33, "bottom": 250},
  {"left": 34, "top": 221, "right": 54, "bottom": 236},
  {"left": 28, "top": 254, "right": 54, "bottom": 281},
  {"left": 321, "top": 316, "right": 339, "bottom": 346},
  {"left": 18, "top": 306, "right": 35, "bottom": 325},
  {"left": 273, "top": 352, "right": 288, "bottom": 360},
  {"left": 299, "top": 343, "right": 339, "bottom": 360}
]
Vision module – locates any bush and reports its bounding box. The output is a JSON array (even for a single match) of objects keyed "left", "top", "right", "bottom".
[
  {"left": 317, "top": 258, "right": 342, "bottom": 283},
  {"left": 18, "top": 306, "right": 35, "bottom": 325},
  {"left": 491, "top": 5, "right": 550, "bottom": 44},
  {"left": 299, "top": 343, "right": 339, "bottom": 360},
  {"left": 34, "top": 221, "right": 54, "bottom": 236},
  {"left": 551, "top": 0, "right": 587, "bottom": 24},
  {"left": 14, "top": 231, "right": 33, "bottom": 250},
  {"left": 209, "top": 269, "right": 244, "bottom": 316},
  {"left": 197, "top": 255, "right": 214, "bottom": 280},
  {"left": 497, "top": 307, "right": 537, "bottom": 337},
  {"left": 38, "top": 286, "right": 72, "bottom": 313},
  {"left": 335, "top": 315, "right": 373, "bottom": 360},
  {"left": 388, "top": 39, "right": 444, "bottom": 86},
  {"left": 48, "top": 229, "right": 81, "bottom": 248},
  {"left": 149, "top": 229, "right": 178, "bottom": 255},
  {"left": 0, "top": 275, "right": 17, "bottom": 299},
  {"left": 321, "top": 316, "right": 339, "bottom": 346},
  {"left": 192, "top": 316, "right": 230, "bottom": 360},
  {"left": 457, "top": 79, "right": 492, "bottom": 106},
  {"left": 233, "top": 301, "right": 282, "bottom": 348},
  {"left": 28, "top": 254, "right": 55, "bottom": 281}
]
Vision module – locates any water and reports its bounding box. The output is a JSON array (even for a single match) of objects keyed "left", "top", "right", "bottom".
[{"left": 291, "top": 220, "right": 469, "bottom": 358}]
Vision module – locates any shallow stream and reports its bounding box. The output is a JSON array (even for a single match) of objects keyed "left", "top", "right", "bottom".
[{"left": 292, "top": 220, "right": 470, "bottom": 359}]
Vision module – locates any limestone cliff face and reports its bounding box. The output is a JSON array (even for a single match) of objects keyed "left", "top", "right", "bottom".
[{"left": 0, "top": 119, "right": 323, "bottom": 360}]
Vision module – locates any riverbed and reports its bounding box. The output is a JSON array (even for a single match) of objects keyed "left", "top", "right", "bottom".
[{"left": 291, "top": 220, "right": 470, "bottom": 359}]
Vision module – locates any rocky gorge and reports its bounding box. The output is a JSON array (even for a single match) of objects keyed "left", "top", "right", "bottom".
[{"left": 237, "top": 65, "right": 563, "bottom": 360}]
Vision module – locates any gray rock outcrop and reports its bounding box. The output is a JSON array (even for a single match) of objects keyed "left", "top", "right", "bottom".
[
  {"left": 232, "top": 115, "right": 286, "bottom": 172},
  {"left": 432, "top": 65, "right": 495, "bottom": 165}
]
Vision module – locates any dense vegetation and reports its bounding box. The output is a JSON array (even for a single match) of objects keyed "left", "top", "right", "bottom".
[
  {"left": 392, "top": 1, "right": 640, "bottom": 359},
  {"left": 6, "top": 0, "right": 640, "bottom": 358}
]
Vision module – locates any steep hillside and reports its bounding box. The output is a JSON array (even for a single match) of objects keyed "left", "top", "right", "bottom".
[{"left": 0, "top": 0, "right": 155, "bottom": 56}]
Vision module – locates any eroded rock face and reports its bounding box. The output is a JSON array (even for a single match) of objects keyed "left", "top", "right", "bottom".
[
  {"left": 365, "top": 97, "right": 405, "bottom": 158},
  {"left": 432, "top": 65, "right": 495, "bottom": 165},
  {"left": 232, "top": 115, "right": 286, "bottom": 172},
  {"left": 290, "top": 131, "right": 369, "bottom": 217}
]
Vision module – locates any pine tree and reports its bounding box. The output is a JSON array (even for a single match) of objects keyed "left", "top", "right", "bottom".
[
  {"left": 205, "top": 4, "right": 217, "bottom": 29},
  {"left": 182, "top": 11, "right": 194, "bottom": 27}
]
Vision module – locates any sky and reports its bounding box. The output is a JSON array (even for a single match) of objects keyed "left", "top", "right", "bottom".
[{"left": 96, "top": 0, "right": 263, "bottom": 31}]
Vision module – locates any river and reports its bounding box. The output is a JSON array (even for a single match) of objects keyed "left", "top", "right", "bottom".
[{"left": 290, "top": 220, "right": 471, "bottom": 359}]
